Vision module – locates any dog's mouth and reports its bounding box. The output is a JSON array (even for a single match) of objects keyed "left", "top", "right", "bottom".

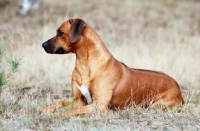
[{"left": 55, "top": 47, "right": 65, "bottom": 54}]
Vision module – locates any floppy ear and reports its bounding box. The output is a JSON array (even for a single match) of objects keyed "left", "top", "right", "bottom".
[{"left": 69, "top": 19, "right": 86, "bottom": 43}]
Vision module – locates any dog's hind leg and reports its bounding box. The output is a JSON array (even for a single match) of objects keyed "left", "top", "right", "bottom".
[
  {"left": 150, "top": 99, "right": 179, "bottom": 109},
  {"left": 149, "top": 88, "right": 184, "bottom": 109}
]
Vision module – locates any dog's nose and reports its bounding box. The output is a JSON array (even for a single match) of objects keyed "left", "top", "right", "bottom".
[
  {"left": 42, "top": 41, "right": 49, "bottom": 53},
  {"left": 42, "top": 41, "right": 47, "bottom": 48},
  {"left": 42, "top": 41, "right": 52, "bottom": 53}
]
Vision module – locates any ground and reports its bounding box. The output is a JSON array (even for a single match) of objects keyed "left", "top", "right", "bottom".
[{"left": 0, "top": 0, "right": 200, "bottom": 130}]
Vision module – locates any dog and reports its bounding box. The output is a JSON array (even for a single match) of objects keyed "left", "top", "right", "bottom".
[{"left": 40, "top": 18, "right": 184, "bottom": 117}]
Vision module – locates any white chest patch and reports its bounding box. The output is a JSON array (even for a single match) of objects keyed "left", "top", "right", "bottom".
[{"left": 78, "top": 85, "right": 93, "bottom": 104}]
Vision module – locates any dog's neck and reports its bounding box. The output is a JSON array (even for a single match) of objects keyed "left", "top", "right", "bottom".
[{"left": 75, "top": 27, "right": 112, "bottom": 68}]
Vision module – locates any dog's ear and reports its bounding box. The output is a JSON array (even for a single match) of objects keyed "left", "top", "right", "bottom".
[{"left": 69, "top": 19, "right": 86, "bottom": 43}]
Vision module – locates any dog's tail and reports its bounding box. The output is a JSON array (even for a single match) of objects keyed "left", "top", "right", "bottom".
[{"left": 78, "top": 85, "right": 93, "bottom": 104}]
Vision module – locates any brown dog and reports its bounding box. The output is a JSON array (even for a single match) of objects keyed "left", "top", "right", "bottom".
[{"left": 40, "top": 18, "right": 184, "bottom": 116}]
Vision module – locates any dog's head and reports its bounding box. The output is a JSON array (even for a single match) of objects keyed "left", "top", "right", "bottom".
[{"left": 42, "top": 18, "right": 86, "bottom": 54}]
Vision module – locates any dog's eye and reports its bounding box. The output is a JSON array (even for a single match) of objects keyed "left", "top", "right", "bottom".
[{"left": 57, "top": 29, "right": 64, "bottom": 37}]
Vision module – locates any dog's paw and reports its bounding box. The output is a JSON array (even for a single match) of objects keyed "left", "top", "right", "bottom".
[
  {"left": 39, "top": 106, "right": 56, "bottom": 114},
  {"left": 52, "top": 112, "right": 62, "bottom": 117},
  {"left": 53, "top": 112, "right": 71, "bottom": 117}
]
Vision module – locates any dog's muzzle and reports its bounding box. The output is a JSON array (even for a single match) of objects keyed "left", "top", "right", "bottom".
[{"left": 42, "top": 41, "right": 65, "bottom": 54}]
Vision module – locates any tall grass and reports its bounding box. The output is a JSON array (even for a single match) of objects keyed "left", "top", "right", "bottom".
[{"left": 0, "top": 44, "right": 22, "bottom": 92}]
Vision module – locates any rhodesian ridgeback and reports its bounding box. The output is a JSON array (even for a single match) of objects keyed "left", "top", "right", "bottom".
[{"left": 40, "top": 18, "right": 184, "bottom": 116}]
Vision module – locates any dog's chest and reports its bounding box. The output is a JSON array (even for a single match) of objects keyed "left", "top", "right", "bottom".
[
  {"left": 78, "top": 85, "right": 93, "bottom": 104},
  {"left": 74, "top": 65, "right": 91, "bottom": 86}
]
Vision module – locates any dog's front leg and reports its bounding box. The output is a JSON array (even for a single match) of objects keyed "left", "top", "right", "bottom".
[
  {"left": 39, "top": 100, "right": 71, "bottom": 114},
  {"left": 53, "top": 102, "right": 110, "bottom": 117},
  {"left": 39, "top": 77, "right": 85, "bottom": 114},
  {"left": 39, "top": 98, "right": 86, "bottom": 114},
  {"left": 54, "top": 88, "right": 113, "bottom": 117},
  {"left": 39, "top": 82, "right": 86, "bottom": 114},
  {"left": 53, "top": 103, "right": 96, "bottom": 117}
]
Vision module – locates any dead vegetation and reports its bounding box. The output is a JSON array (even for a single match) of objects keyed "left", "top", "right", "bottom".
[{"left": 0, "top": 0, "right": 200, "bottom": 130}]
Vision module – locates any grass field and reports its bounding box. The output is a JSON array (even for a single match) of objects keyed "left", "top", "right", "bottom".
[{"left": 0, "top": 0, "right": 200, "bottom": 130}]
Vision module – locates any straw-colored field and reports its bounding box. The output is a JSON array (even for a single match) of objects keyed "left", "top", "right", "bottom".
[{"left": 0, "top": 0, "right": 200, "bottom": 130}]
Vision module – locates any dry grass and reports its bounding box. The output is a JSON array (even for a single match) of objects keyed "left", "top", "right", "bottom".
[{"left": 0, "top": 0, "right": 200, "bottom": 130}]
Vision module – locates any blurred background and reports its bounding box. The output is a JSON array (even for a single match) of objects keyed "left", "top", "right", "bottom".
[{"left": 0, "top": 0, "right": 200, "bottom": 130}]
